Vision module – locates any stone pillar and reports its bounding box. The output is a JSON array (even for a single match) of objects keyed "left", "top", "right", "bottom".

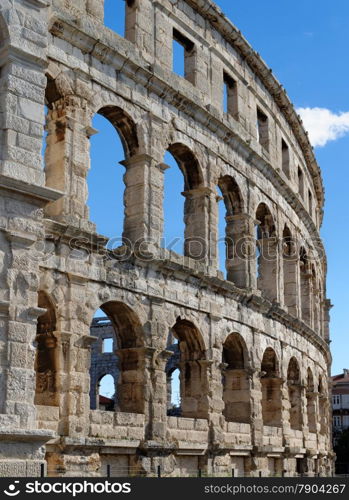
[
  {"left": 300, "top": 266, "right": 312, "bottom": 325},
  {"left": 44, "top": 95, "right": 94, "bottom": 231},
  {"left": 282, "top": 242, "right": 299, "bottom": 316},
  {"left": 121, "top": 153, "right": 162, "bottom": 252},
  {"left": 226, "top": 213, "right": 255, "bottom": 288},
  {"left": 257, "top": 237, "right": 279, "bottom": 302},
  {"left": 249, "top": 369, "right": 264, "bottom": 450},
  {"left": 182, "top": 187, "right": 213, "bottom": 261},
  {"left": 125, "top": 0, "right": 154, "bottom": 61},
  {"left": 145, "top": 348, "right": 173, "bottom": 441}
]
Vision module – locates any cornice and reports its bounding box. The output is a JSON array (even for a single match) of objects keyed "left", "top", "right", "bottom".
[{"left": 0, "top": 173, "right": 63, "bottom": 204}]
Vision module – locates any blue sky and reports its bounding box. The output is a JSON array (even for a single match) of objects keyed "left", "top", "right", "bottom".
[{"left": 91, "top": 1, "right": 349, "bottom": 388}]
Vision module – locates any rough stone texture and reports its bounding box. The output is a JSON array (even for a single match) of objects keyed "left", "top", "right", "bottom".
[{"left": 0, "top": 0, "right": 333, "bottom": 477}]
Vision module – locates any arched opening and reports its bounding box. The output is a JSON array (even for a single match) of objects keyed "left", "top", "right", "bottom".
[
  {"left": 222, "top": 333, "right": 250, "bottom": 423},
  {"left": 88, "top": 112, "right": 126, "bottom": 239},
  {"left": 97, "top": 374, "right": 116, "bottom": 411},
  {"left": 166, "top": 318, "right": 208, "bottom": 419},
  {"left": 282, "top": 225, "right": 297, "bottom": 316},
  {"left": 89, "top": 302, "right": 144, "bottom": 414},
  {"left": 306, "top": 368, "right": 317, "bottom": 433},
  {"left": 261, "top": 348, "right": 282, "bottom": 427},
  {"left": 35, "top": 292, "right": 59, "bottom": 406},
  {"left": 217, "top": 176, "right": 245, "bottom": 284},
  {"left": 163, "top": 144, "right": 205, "bottom": 259},
  {"left": 287, "top": 357, "right": 302, "bottom": 431},
  {"left": 255, "top": 203, "right": 277, "bottom": 301},
  {"left": 163, "top": 151, "right": 186, "bottom": 255},
  {"left": 300, "top": 247, "right": 311, "bottom": 324},
  {"left": 89, "top": 316, "right": 119, "bottom": 410},
  {"left": 166, "top": 332, "right": 181, "bottom": 416}
]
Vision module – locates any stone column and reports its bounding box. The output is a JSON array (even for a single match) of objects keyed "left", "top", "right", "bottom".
[
  {"left": 257, "top": 237, "right": 279, "bottom": 302},
  {"left": 121, "top": 153, "right": 162, "bottom": 253},
  {"left": 182, "top": 187, "right": 213, "bottom": 261},
  {"left": 145, "top": 348, "right": 173, "bottom": 441},
  {"left": 299, "top": 266, "right": 312, "bottom": 325},
  {"left": 282, "top": 251, "right": 300, "bottom": 316},
  {"left": 44, "top": 95, "right": 94, "bottom": 231},
  {"left": 226, "top": 213, "right": 255, "bottom": 288},
  {"left": 249, "top": 369, "right": 264, "bottom": 450}
]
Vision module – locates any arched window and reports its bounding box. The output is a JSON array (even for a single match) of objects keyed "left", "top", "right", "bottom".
[
  {"left": 166, "top": 318, "right": 208, "bottom": 419},
  {"left": 163, "top": 151, "right": 186, "bottom": 255},
  {"left": 88, "top": 113, "right": 126, "bottom": 240},
  {"left": 90, "top": 316, "right": 119, "bottom": 411},
  {"left": 35, "top": 292, "right": 59, "bottom": 406},
  {"left": 306, "top": 368, "right": 316, "bottom": 433},
  {"left": 88, "top": 106, "right": 140, "bottom": 244},
  {"left": 166, "top": 333, "right": 181, "bottom": 416},
  {"left": 222, "top": 333, "right": 250, "bottom": 423},
  {"left": 255, "top": 203, "right": 277, "bottom": 301},
  {"left": 162, "top": 144, "right": 205, "bottom": 259},
  {"left": 287, "top": 357, "right": 302, "bottom": 431},
  {"left": 97, "top": 374, "right": 116, "bottom": 411},
  {"left": 217, "top": 176, "right": 244, "bottom": 283},
  {"left": 282, "top": 225, "right": 297, "bottom": 316},
  {"left": 260, "top": 348, "right": 282, "bottom": 427},
  {"left": 300, "top": 247, "right": 311, "bottom": 324},
  {"left": 89, "top": 302, "right": 144, "bottom": 414}
]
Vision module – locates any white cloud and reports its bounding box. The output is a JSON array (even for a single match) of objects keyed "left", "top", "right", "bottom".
[{"left": 297, "top": 107, "right": 349, "bottom": 147}]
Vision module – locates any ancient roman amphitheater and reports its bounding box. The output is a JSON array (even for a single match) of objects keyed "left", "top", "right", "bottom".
[{"left": 0, "top": 0, "right": 333, "bottom": 477}]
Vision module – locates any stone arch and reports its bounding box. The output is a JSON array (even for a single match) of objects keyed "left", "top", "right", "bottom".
[
  {"left": 282, "top": 225, "right": 298, "bottom": 316},
  {"left": 167, "top": 143, "right": 203, "bottom": 191},
  {"left": 162, "top": 143, "right": 208, "bottom": 259},
  {"left": 217, "top": 176, "right": 246, "bottom": 284},
  {"left": 99, "top": 301, "right": 144, "bottom": 349},
  {"left": 306, "top": 368, "right": 316, "bottom": 433},
  {"left": 287, "top": 357, "right": 302, "bottom": 431},
  {"left": 222, "top": 333, "right": 250, "bottom": 423},
  {"left": 255, "top": 203, "right": 277, "bottom": 301},
  {"left": 261, "top": 347, "right": 282, "bottom": 426},
  {"left": 98, "top": 106, "right": 139, "bottom": 159},
  {"left": 35, "top": 291, "right": 59, "bottom": 407},
  {"left": 170, "top": 318, "right": 208, "bottom": 418},
  {"left": 90, "top": 301, "right": 145, "bottom": 413},
  {"left": 218, "top": 175, "right": 243, "bottom": 216}
]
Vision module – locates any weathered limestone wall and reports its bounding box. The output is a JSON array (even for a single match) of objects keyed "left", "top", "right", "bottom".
[{"left": 0, "top": 0, "right": 333, "bottom": 477}]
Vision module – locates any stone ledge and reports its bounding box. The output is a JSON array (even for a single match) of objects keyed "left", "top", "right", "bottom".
[
  {"left": 0, "top": 173, "right": 63, "bottom": 204},
  {"left": 0, "top": 429, "right": 56, "bottom": 442}
]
